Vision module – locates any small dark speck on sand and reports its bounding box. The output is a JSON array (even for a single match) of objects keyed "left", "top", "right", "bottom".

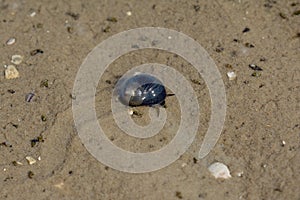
[
  {"left": 28, "top": 171, "right": 34, "bottom": 179},
  {"left": 193, "top": 157, "right": 198, "bottom": 163},
  {"left": 242, "top": 27, "right": 250, "bottom": 33},
  {"left": 30, "top": 49, "right": 44, "bottom": 56},
  {"left": 106, "top": 17, "right": 117, "bottom": 23},
  {"left": 7, "top": 89, "right": 15, "bottom": 94},
  {"left": 65, "top": 12, "right": 80, "bottom": 20},
  {"left": 245, "top": 42, "right": 255, "bottom": 48},
  {"left": 193, "top": 5, "right": 200, "bottom": 12},
  {"left": 293, "top": 10, "right": 300, "bottom": 15},
  {"left": 175, "top": 191, "right": 183, "bottom": 199}
]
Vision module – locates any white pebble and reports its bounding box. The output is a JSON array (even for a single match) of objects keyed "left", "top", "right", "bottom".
[
  {"left": 5, "top": 65, "right": 19, "bottom": 79},
  {"left": 26, "top": 156, "right": 37, "bottom": 165},
  {"left": 11, "top": 55, "right": 23, "bottom": 65},
  {"left": 126, "top": 11, "right": 132, "bottom": 16},
  {"left": 227, "top": 71, "right": 237, "bottom": 80},
  {"left": 208, "top": 162, "right": 231, "bottom": 179},
  {"left": 6, "top": 38, "right": 16, "bottom": 45}
]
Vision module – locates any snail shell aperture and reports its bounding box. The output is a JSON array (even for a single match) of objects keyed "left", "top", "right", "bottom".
[{"left": 116, "top": 73, "right": 167, "bottom": 107}]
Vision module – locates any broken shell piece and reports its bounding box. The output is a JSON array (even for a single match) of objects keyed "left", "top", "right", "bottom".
[
  {"left": 12, "top": 161, "right": 23, "bottom": 166},
  {"left": 208, "top": 162, "right": 231, "bottom": 179},
  {"left": 227, "top": 71, "right": 237, "bottom": 80},
  {"left": 16, "top": 161, "right": 23, "bottom": 165},
  {"left": 5, "top": 65, "right": 19, "bottom": 79},
  {"left": 249, "top": 64, "right": 263, "bottom": 71},
  {"left": 30, "top": 11, "right": 36, "bottom": 17},
  {"left": 6, "top": 38, "right": 16, "bottom": 45},
  {"left": 54, "top": 182, "right": 64, "bottom": 189},
  {"left": 26, "top": 156, "right": 37, "bottom": 165},
  {"left": 25, "top": 92, "right": 35, "bottom": 102},
  {"left": 11, "top": 55, "right": 23, "bottom": 65}
]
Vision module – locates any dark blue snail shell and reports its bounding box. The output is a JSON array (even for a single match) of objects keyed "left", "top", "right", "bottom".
[{"left": 117, "top": 73, "right": 167, "bottom": 107}]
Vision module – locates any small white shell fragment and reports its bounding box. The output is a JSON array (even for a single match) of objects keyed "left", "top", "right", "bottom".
[
  {"left": 16, "top": 161, "right": 23, "bottom": 165},
  {"left": 6, "top": 38, "right": 16, "bottom": 45},
  {"left": 282, "top": 140, "right": 286, "bottom": 146},
  {"left": 5, "top": 65, "right": 19, "bottom": 79},
  {"left": 208, "top": 162, "right": 231, "bottom": 179},
  {"left": 30, "top": 11, "right": 36, "bottom": 17},
  {"left": 227, "top": 71, "right": 237, "bottom": 80},
  {"left": 25, "top": 156, "right": 37, "bottom": 165},
  {"left": 37, "top": 156, "right": 41, "bottom": 161},
  {"left": 54, "top": 182, "right": 64, "bottom": 189},
  {"left": 11, "top": 55, "right": 23, "bottom": 65},
  {"left": 126, "top": 11, "right": 132, "bottom": 16}
]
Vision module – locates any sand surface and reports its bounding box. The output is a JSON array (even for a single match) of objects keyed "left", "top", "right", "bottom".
[{"left": 0, "top": 0, "right": 299, "bottom": 199}]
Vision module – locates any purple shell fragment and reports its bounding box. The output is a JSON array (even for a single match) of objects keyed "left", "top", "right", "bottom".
[{"left": 25, "top": 92, "right": 35, "bottom": 102}]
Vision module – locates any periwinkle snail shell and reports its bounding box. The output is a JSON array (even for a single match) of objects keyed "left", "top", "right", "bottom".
[{"left": 116, "top": 73, "right": 167, "bottom": 107}]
